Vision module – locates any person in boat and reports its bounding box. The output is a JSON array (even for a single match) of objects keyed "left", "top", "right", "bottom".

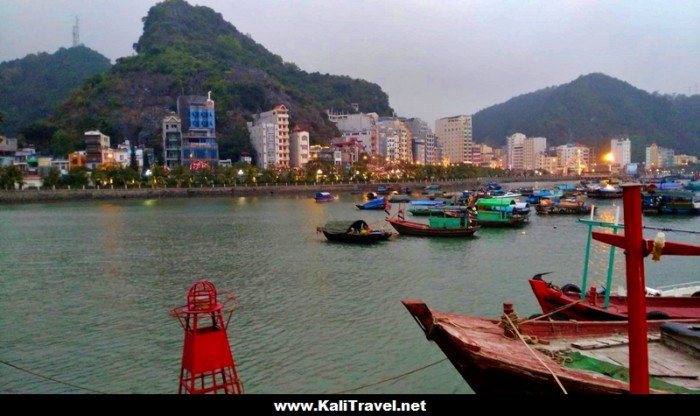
[{"left": 360, "top": 224, "right": 370, "bottom": 235}]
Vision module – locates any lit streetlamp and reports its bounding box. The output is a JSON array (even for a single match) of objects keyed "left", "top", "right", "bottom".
[{"left": 237, "top": 169, "right": 244, "bottom": 185}]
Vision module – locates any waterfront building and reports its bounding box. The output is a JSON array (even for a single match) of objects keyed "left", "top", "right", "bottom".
[
  {"left": 675, "top": 154, "right": 698, "bottom": 166},
  {"left": 506, "top": 133, "right": 526, "bottom": 171},
  {"left": 84, "top": 130, "right": 110, "bottom": 169},
  {"left": 435, "top": 115, "right": 472, "bottom": 165},
  {"left": 646, "top": 143, "right": 675, "bottom": 169},
  {"left": 248, "top": 104, "right": 290, "bottom": 168},
  {"left": 162, "top": 112, "right": 182, "bottom": 168},
  {"left": 177, "top": 93, "right": 219, "bottom": 168},
  {"left": 377, "top": 117, "right": 413, "bottom": 163},
  {"left": 556, "top": 144, "right": 590, "bottom": 175},
  {"left": 327, "top": 110, "right": 379, "bottom": 157},
  {"left": 289, "top": 126, "right": 310, "bottom": 168},
  {"left": 403, "top": 117, "right": 435, "bottom": 165},
  {"left": 0, "top": 136, "right": 18, "bottom": 167},
  {"left": 523, "top": 137, "right": 547, "bottom": 171},
  {"left": 611, "top": 137, "right": 631, "bottom": 167}
]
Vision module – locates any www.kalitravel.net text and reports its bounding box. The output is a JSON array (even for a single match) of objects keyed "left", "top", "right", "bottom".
[{"left": 273, "top": 399, "right": 428, "bottom": 412}]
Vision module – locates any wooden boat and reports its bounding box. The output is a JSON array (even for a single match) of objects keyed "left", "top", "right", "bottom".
[
  {"left": 385, "top": 210, "right": 479, "bottom": 237},
  {"left": 529, "top": 199, "right": 700, "bottom": 320},
  {"left": 356, "top": 196, "right": 388, "bottom": 210},
  {"left": 315, "top": 192, "right": 337, "bottom": 202},
  {"left": 473, "top": 198, "right": 529, "bottom": 227},
  {"left": 587, "top": 185, "right": 623, "bottom": 199},
  {"left": 403, "top": 184, "right": 700, "bottom": 394},
  {"left": 535, "top": 197, "right": 594, "bottom": 215},
  {"left": 641, "top": 189, "right": 700, "bottom": 215},
  {"left": 316, "top": 220, "right": 393, "bottom": 243},
  {"left": 402, "top": 299, "right": 700, "bottom": 394}
]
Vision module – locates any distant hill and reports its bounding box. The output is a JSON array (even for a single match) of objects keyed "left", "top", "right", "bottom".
[
  {"left": 0, "top": 45, "right": 112, "bottom": 138},
  {"left": 473, "top": 73, "right": 700, "bottom": 159},
  {"left": 41, "top": 0, "right": 393, "bottom": 161}
]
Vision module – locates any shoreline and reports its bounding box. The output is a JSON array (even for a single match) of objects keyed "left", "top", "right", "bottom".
[{"left": 0, "top": 177, "right": 578, "bottom": 204}]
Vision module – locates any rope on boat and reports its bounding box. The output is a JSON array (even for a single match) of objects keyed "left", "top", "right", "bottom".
[
  {"left": 520, "top": 300, "right": 584, "bottom": 324},
  {"left": 0, "top": 359, "right": 107, "bottom": 394},
  {"left": 642, "top": 225, "right": 700, "bottom": 235},
  {"left": 500, "top": 313, "right": 569, "bottom": 395},
  {"left": 328, "top": 358, "right": 448, "bottom": 394}
]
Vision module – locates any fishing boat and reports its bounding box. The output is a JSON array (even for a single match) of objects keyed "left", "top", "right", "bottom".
[
  {"left": 315, "top": 192, "right": 337, "bottom": 202},
  {"left": 529, "top": 195, "right": 700, "bottom": 320},
  {"left": 641, "top": 189, "right": 700, "bottom": 215},
  {"left": 402, "top": 184, "right": 700, "bottom": 394},
  {"left": 316, "top": 220, "right": 393, "bottom": 243},
  {"left": 356, "top": 196, "right": 389, "bottom": 210},
  {"left": 535, "top": 197, "right": 595, "bottom": 215},
  {"left": 587, "top": 184, "right": 623, "bottom": 199},
  {"left": 402, "top": 299, "right": 700, "bottom": 394},
  {"left": 385, "top": 209, "right": 479, "bottom": 237},
  {"left": 473, "top": 198, "right": 529, "bottom": 227}
]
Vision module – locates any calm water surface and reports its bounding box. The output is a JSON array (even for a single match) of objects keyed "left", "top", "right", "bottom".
[{"left": 1, "top": 192, "right": 698, "bottom": 394}]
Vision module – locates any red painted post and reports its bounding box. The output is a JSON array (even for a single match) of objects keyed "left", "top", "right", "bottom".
[
  {"left": 170, "top": 280, "right": 244, "bottom": 394},
  {"left": 620, "top": 184, "right": 649, "bottom": 394}
]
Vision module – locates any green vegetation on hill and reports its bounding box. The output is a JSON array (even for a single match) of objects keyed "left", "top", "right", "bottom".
[
  {"left": 0, "top": 45, "right": 111, "bottom": 138},
  {"left": 473, "top": 73, "right": 700, "bottom": 157},
  {"left": 42, "top": 0, "right": 394, "bottom": 162}
]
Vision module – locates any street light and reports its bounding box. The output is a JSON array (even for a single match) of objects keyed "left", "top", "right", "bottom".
[
  {"left": 316, "top": 169, "right": 323, "bottom": 183},
  {"left": 238, "top": 169, "right": 244, "bottom": 184},
  {"left": 604, "top": 152, "right": 614, "bottom": 173}
]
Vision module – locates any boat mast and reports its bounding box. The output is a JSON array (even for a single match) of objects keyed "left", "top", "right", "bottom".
[{"left": 619, "top": 183, "right": 649, "bottom": 394}]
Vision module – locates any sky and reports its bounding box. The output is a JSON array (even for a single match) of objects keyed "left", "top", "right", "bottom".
[{"left": 1, "top": 0, "right": 699, "bottom": 126}]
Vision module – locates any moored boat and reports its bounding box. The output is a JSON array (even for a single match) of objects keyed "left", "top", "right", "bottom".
[
  {"left": 315, "top": 191, "right": 337, "bottom": 202},
  {"left": 473, "top": 197, "right": 529, "bottom": 227},
  {"left": 316, "top": 220, "right": 393, "bottom": 243},
  {"left": 402, "top": 183, "right": 700, "bottom": 394},
  {"left": 402, "top": 299, "right": 700, "bottom": 394},
  {"left": 386, "top": 210, "right": 479, "bottom": 237},
  {"left": 356, "top": 196, "right": 389, "bottom": 210}
]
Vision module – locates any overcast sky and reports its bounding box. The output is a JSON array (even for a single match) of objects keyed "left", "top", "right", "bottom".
[{"left": 1, "top": 0, "right": 699, "bottom": 125}]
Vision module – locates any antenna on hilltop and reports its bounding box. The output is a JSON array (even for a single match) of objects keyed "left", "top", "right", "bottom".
[{"left": 72, "top": 16, "right": 81, "bottom": 47}]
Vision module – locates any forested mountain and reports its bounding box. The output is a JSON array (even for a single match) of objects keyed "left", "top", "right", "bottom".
[
  {"left": 473, "top": 73, "right": 700, "bottom": 159},
  {"left": 0, "top": 45, "right": 112, "bottom": 137},
  {"left": 35, "top": 0, "right": 393, "bottom": 161}
]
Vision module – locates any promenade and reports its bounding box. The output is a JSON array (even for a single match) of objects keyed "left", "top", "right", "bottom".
[{"left": 0, "top": 176, "right": 577, "bottom": 204}]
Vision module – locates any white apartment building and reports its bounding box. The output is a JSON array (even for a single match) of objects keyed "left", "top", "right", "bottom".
[
  {"left": 611, "top": 138, "right": 631, "bottom": 167},
  {"left": 377, "top": 118, "right": 413, "bottom": 163},
  {"left": 247, "top": 104, "right": 290, "bottom": 168},
  {"left": 328, "top": 111, "right": 379, "bottom": 156},
  {"left": 435, "top": 115, "right": 472, "bottom": 164},
  {"left": 523, "top": 137, "right": 547, "bottom": 171},
  {"left": 646, "top": 143, "right": 675, "bottom": 168},
  {"left": 506, "top": 133, "right": 526, "bottom": 170},
  {"left": 289, "top": 126, "right": 310, "bottom": 168}
]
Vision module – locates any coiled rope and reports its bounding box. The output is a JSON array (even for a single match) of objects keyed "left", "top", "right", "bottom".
[
  {"left": 328, "top": 358, "right": 448, "bottom": 394},
  {"left": 0, "top": 359, "right": 107, "bottom": 394},
  {"left": 499, "top": 312, "right": 568, "bottom": 394}
]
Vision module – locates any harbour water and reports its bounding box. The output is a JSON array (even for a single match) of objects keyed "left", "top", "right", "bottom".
[{"left": 1, "top": 192, "right": 698, "bottom": 394}]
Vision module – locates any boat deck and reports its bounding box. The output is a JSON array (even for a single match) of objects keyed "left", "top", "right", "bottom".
[{"left": 536, "top": 333, "right": 700, "bottom": 390}]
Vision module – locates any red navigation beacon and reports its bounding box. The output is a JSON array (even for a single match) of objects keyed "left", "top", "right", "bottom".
[{"left": 170, "top": 280, "right": 243, "bottom": 394}]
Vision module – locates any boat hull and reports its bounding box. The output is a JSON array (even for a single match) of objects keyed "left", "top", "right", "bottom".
[
  {"left": 386, "top": 218, "right": 479, "bottom": 237},
  {"left": 322, "top": 231, "right": 392, "bottom": 243},
  {"left": 529, "top": 278, "right": 700, "bottom": 320},
  {"left": 402, "top": 299, "right": 700, "bottom": 394}
]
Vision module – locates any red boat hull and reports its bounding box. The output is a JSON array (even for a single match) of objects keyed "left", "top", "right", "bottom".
[
  {"left": 386, "top": 217, "right": 479, "bottom": 237},
  {"left": 529, "top": 278, "right": 700, "bottom": 320},
  {"left": 402, "top": 299, "right": 699, "bottom": 394}
]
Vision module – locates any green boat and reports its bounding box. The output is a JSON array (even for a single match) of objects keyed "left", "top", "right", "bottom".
[{"left": 474, "top": 198, "right": 529, "bottom": 227}]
